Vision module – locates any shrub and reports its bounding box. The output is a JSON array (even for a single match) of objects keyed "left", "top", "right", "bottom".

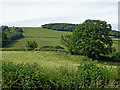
[
  {"left": 2, "top": 61, "right": 118, "bottom": 89},
  {"left": 26, "top": 41, "right": 38, "bottom": 51},
  {"left": 40, "top": 45, "right": 64, "bottom": 49},
  {"left": 54, "top": 45, "right": 64, "bottom": 49},
  {"left": 2, "top": 62, "right": 49, "bottom": 89},
  {"left": 40, "top": 45, "right": 65, "bottom": 51},
  {"left": 111, "top": 52, "right": 120, "bottom": 62},
  {"left": 76, "top": 61, "right": 110, "bottom": 88}
]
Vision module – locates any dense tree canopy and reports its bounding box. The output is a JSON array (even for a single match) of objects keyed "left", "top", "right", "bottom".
[
  {"left": 0, "top": 26, "right": 24, "bottom": 47},
  {"left": 62, "top": 19, "right": 113, "bottom": 59},
  {"left": 2, "top": 32, "right": 8, "bottom": 47},
  {"left": 26, "top": 41, "right": 38, "bottom": 50},
  {"left": 42, "top": 23, "right": 77, "bottom": 32}
]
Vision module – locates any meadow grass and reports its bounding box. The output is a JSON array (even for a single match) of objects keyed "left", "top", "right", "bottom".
[
  {"left": 7, "top": 38, "right": 61, "bottom": 49},
  {"left": 2, "top": 51, "right": 84, "bottom": 67},
  {"left": 2, "top": 51, "right": 118, "bottom": 68},
  {"left": 7, "top": 27, "right": 71, "bottom": 49},
  {"left": 21, "top": 27, "right": 72, "bottom": 38}
]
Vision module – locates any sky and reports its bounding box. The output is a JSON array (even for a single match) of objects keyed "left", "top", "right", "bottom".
[{"left": 0, "top": 0, "right": 119, "bottom": 30}]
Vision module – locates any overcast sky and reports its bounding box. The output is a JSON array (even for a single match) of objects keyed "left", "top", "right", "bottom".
[{"left": 0, "top": 0, "right": 119, "bottom": 30}]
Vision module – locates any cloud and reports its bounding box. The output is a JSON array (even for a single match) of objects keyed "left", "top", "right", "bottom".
[{"left": 0, "top": 0, "right": 118, "bottom": 30}]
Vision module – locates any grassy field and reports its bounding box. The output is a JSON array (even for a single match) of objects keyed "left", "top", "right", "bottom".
[
  {"left": 2, "top": 51, "right": 119, "bottom": 67},
  {"left": 22, "top": 27, "right": 71, "bottom": 38},
  {"left": 112, "top": 38, "right": 120, "bottom": 52},
  {"left": 2, "top": 51, "right": 85, "bottom": 67},
  {"left": 6, "top": 27, "right": 71, "bottom": 49}
]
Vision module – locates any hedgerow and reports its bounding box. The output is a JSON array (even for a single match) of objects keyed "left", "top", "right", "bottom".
[{"left": 2, "top": 61, "right": 119, "bottom": 89}]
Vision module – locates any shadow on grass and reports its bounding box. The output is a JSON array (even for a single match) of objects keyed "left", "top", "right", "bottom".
[{"left": 97, "top": 55, "right": 120, "bottom": 64}]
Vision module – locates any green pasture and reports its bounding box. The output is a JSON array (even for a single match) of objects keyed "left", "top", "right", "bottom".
[
  {"left": 112, "top": 39, "right": 120, "bottom": 52},
  {"left": 22, "top": 27, "right": 71, "bottom": 38},
  {"left": 2, "top": 51, "right": 85, "bottom": 68},
  {"left": 7, "top": 27, "right": 71, "bottom": 49},
  {"left": 7, "top": 38, "right": 61, "bottom": 49},
  {"left": 2, "top": 51, "right": 118, "bottom": 67}
]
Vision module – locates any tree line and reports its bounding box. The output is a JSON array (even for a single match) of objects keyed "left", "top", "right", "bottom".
[
  {"left": 0, "top": 26, "right": 24, "bottom": 47},
  {"left": 109, "top": 30, "right": 120, "bottom": 38},
  {"left": 42, "top": 23, "right": 120, "bottom": 38},
  {"left": 41, "top": 23, "right": 77, "bottom": 32}
]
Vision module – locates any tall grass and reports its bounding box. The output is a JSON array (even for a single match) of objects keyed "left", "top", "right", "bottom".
[{"left": 2, "top": 61, "right": 119, "bottom": 89}]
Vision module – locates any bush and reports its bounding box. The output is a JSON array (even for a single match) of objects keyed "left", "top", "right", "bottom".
[
  {"left": 26, "top": 41, "right": 38, "bottom": 51},
  {"left": 54, "top": 45, "right": 64, "bottom": 49},
  {"left": 40, "top": 45, "right": 64, "bottom": 49},
  {"left": 2, "top": 48, "right": 27, "bottom": 51},
  {"left": 2, "top": 61, "right": 119, "bottom": 89},
  {"left": 76, "top": 61, "right": 110, "bottom": 88},
  {"left": 2, "top": 62, "right": 49, "bottom": 89},
  {"left": 40, "top": 45, "right": 65, "bottom": 51},
  {"left": 111, "top": 52, "right": 120, "bottom": 62}
]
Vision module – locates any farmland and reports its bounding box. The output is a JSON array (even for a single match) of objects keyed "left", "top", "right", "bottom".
[
  {"left": 6, "top": 27, "right": 71, "bottom": 49},
  {"left": 5, "top": 27, "right": 120, "bottom": 52},
  {"left": 2, "top": 27, "right": 120, "bottom": 89}
]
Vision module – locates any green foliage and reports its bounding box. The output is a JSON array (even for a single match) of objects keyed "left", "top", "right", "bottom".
[
  {"left": 14, "top": 27, "right": 23, "bottom": 33},
  {"left": 109, "top": 30, "right": 120, "bottom": 38},
  {"left": 1, "top": 25, "right": 10, "bottom": 31},
  {"left": 26, "top": 41, "right": 38, "bottom": 51},
  {"left": 2, "top": 32, "right": 8, "bottom": 47},
  {"left": 39, "top": 45, "right": 65, "bottom": 52},
  {"left": 76, "top": 61, "right": 110, "bottom": 88},
  {"left": 111, "top": 52, "right": 120, "bottom": 62},
  {"left": 1, "top": 48, "right": 27, "bottom": 51},
  {"left": 0, "top": 26, "right": 24, "bottom": 47},
  {"left": 62, "top": 19, "right": 113, "bottom": 59},
  {"left": 2, "top": 62, "right": 48, "bottom": 89},
  {"left": 40, "top": 45, "right": 64, "bottom": 49},
  {"left": 61, "top": 35, "right": 74, "bottom": 54},
  {"left": 2, "top": 61, "right": 119, "bottom": 89},
  {"left": 42, "top": 23, "right": 76, "bottom": 32}
]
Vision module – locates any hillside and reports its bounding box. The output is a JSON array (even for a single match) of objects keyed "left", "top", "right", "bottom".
[
  {"left": 3, "top": 27, "right": 119, "bottom": 52},
  {"left": 0, "top": 26, "right": 24, "bottom": 47},
  {"left": 7, "top": 27, "right": 71, "bottom": 49}
]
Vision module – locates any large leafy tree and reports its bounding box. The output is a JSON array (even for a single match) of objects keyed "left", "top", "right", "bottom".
[{"left": 62, "top": 19, "right": 113, "bottom": 59}]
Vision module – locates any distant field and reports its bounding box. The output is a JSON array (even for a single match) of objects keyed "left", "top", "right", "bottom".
[
  {"left": 112, "top": 38, "right": 120, "bottom": 52},
  {"left": 7, "top": 27, "right": 71, "bottom": 49},
  {"left": 22, "top": 27, "right": 71, "bottom": 38}
]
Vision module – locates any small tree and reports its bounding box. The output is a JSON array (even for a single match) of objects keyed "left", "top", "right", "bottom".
[
  {"left": 26, "top": 41, "right": 38, "bottom": 51},
  {"left": 61, "top": 35, "right": 74, "bottom": 55}
]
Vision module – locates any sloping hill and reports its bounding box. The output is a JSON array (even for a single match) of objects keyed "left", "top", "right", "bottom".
[{"left": 7, "top": 27, "right": 71, "bottom": 49}]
